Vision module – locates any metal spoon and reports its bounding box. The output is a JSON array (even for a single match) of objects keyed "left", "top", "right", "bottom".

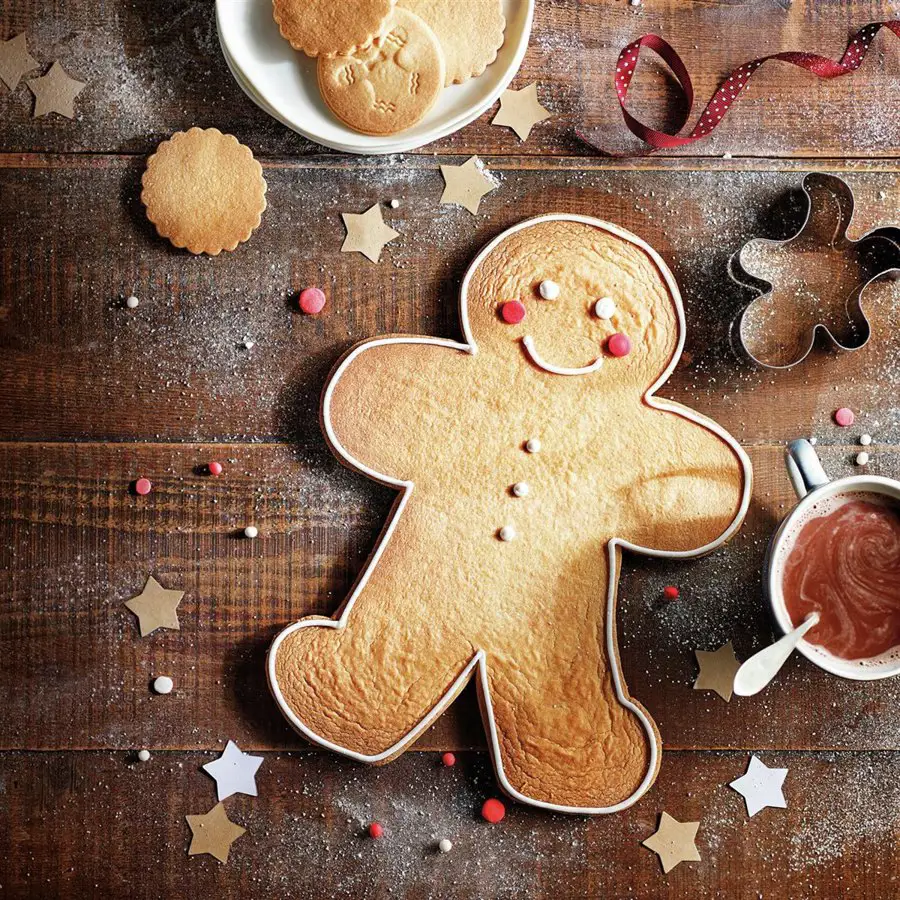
[{"left": 733, "top": 612, "right": 820, "bottom": 697}]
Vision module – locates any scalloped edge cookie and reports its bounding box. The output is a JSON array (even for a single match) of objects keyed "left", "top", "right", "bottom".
[
  {"left": 141, "top": 128, "right": 267, "bottom": 257},
  {"left": 272, "top": 0, "right": 396, "bottom": 58},
  {"left": 400, "top": 0, "right": 505, "bottom": 85}
]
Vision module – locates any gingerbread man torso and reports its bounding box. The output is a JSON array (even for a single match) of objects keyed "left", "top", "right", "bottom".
[{"left": 270, "top": 217, "right": 751, "bottom": 812}]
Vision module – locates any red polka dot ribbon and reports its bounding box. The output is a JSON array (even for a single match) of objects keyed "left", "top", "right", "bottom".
[{"left": 588, "top": 21, "right": 900, "bottom": 152}]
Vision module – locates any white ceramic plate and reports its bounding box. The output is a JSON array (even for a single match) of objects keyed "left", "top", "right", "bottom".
[{"left": 215, "top": 0, "right": 535, "bottom": 154}]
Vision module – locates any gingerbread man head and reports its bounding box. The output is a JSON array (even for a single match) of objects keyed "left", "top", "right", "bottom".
[{"left": 269, "top": 215, "right": 751, "bottom": 813}]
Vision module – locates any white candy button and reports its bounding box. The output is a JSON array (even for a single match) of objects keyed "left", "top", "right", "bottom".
[
  {"left": 499, "top": 525, "right": 516, "bottom": 542},
  {"left": 538, "top": 279, "right": 560, "bottom": 300},
  {"left": 137, "top": 750, "right": 151, "bottom": 762},
  {"left": 594, "top": 297, "right": 616, "bottom": 319},
  {"left": 525, "top": 438, "right": 541, "bottom": 453},
  {"left": 856, "top": 452, "right": 870, "bottom": 466},
  {"left": 153, "top": 676, "right": 174, "bottom": 695},
  {"left": 512, "top": 482, "right": 530, "bottom": 497},
  {"left": 439, "top": 839, "right": 453, "bottom": 853},
  {"left": 243, "top": 525, "right": 259, "bottom": 539}
]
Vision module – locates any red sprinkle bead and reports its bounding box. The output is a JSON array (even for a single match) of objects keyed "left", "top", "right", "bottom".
[
  {"left": 299, "top": 287, "right": 327, "bottom": 315},
  {"left": 208, "top": 461, "right": 223, "bottom": 476},
  {"left": 368, "top": 822, "right": 384, "bottom": 839},
  {"left": 663, "top": 585, "right": 680, "bottom": 600},
  {"left": 481, "top": 798, "right": 506, "bottom": 823},
  {"left": 441, "top": 752, "right": 456, "bottom": 767},
  {"left": 834, "top": 407, "right": 855, "bottom": 427},
  {"left": 135, "top": 478, "right": 152, "bottom": 496},
  {"left": 607, "top": 332, "right": 632, "bottom": 357},
  {"left": 500, "top": 301, "right": 526, "bottom": 324}
]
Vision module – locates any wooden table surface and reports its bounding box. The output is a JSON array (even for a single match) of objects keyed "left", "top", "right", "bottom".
[{"left": 2, "top": 2, "right": 900, "bottom": 898}]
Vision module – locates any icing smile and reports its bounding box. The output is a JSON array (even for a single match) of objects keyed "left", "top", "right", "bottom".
[{"left": 521, "top": 335, "right": 603, "bottom": 376}]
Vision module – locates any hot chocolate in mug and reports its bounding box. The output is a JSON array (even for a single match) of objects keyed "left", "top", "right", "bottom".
[{"left": 765, "top": 439, "right": 900, "bottom": 681}]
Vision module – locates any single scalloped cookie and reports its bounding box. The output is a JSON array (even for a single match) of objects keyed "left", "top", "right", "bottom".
[
  {"left": 141, "top": 128, "right": 267, "bottom": 256},
  {"left": 400, "top": 0, "right": 505, "bottom": 85},
  {"left": 317, "top": 8, "right": 445, "bottom": 136},
  {"left": 272, "top": 0, "right": 396, "bottom": 58}
]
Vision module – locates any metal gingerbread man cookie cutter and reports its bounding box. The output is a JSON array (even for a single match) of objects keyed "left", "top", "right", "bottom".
[{"left": 729, "top": 172, "right": 900, "bottom": 370}]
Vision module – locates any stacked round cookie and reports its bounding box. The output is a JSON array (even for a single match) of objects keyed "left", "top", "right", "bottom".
[{"left": 272, "top": 0, "right": 507, "bottom": 136}]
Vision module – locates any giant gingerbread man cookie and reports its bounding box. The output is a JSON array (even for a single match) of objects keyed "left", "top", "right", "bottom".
[{"left": 269, "top": 215, "right": 752, "bottom": 813}]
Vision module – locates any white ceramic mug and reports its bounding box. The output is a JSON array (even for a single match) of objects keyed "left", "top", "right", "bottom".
[{"left": 765, "top": 439, "right": 900, "bottom": 680}]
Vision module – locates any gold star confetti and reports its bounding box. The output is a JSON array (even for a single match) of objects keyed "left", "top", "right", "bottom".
[
  {"left": 186, "top": 803, "right": 246, "bottom": 863},
  {"left": 340, "top": 203, "right": 400, "bottom": 263},
  {"left": 28, "top": 61, "right": 86, "bottom": 118},
  {"left": 694, "top": 641, "right": 741, "bottom": 702},
  {"left": 124, "top": 576, "right": 183, "bottom": 637},
  {"left": 0, "top": 32, "right": 39, "bottom": 91},
  {"left": 439, "top": 156, "right": 497, "bottom": 215},
  {"left": 642, "top": 812, "right": 701, "bottom": 874},
  {"left": 491, "top": 83, "right": 551, "bottom": 141}
]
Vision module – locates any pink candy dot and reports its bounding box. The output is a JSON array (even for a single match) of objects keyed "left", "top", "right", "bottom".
[
  {"left": 834, "top": 407, "right": 855, "bottom": 427},
  {"left": 481, "top": 798, "right": 506, "bottom": 823},
  {"left": 663, "top": 585, "right": 680, "bottom": 600},
  {"left": 208, "top": 461, "right": 223, "bottom": 476},
  {"left": 299, "top": 287, "right": 327, "bottom": 315},
  {"left": 500, "top": 301, "right": 526, "bottom": 324},
  {"left": 607, "top": 332, "right": 632, "bottom": 357},
  {"left": 135, "top": 478, "right": 152, "bottom": 496},
  {"left": 368, "top": 822, "right": 384, "bottom": 839},
  {"left": 441, "top": 752, "right": 456, "bottom": 767}
]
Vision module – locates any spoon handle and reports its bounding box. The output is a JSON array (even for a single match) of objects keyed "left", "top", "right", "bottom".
[{"left": 733, "top": 613, "right": 820, "bottom": 697}]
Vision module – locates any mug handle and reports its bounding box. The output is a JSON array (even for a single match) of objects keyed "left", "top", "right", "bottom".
[{"left": 785, "top": 439, "right": 831, "bottom": 498}]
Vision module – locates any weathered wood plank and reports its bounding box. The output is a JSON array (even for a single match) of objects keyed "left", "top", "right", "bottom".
[
  {"left": 0, "top": 1, "right": 899, "bottom": 157},
  {"left": 0, "top": 748, "right": 897, "bottom": 900},
  {"left": 2, "top": 157, "right": 899, "bottom": 444},
  {"left": 3, "top": 440, "right": 900, "bottom": 752}
]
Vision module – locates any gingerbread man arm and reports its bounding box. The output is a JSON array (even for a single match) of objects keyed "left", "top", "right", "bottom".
[
  {"left": 616, "top": 403, "right": 751, "bottom": 553},
  {"left": 324, "top": 337, "right": 472, "bottom": 484}
]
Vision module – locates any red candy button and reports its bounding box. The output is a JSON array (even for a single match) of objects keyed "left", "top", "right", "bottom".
[
  {"left": 481, "top": 798, "right": 506, "bottom": 823},
  {"left": 299, "top": 287, "right": 327, "bottom": 315},
  {"left": 663, "top": 585, "right": 680, "bottom": 600},
  {"left": 500, "top": 301, "right": 526, "bottom": 324},
  {"left": 368, "top": 822, "right": 384, "bottom": 839},
  {"left": 208, "top": 461, "right": 223, "bottom": 476},
  {"left": 834, "top": 407, "right": 855, "bottom": 427},
  {"left": 135, "top": 478, "right": 152, "bottom": 496},
  {"left": 607, "top": 333, "right": 632, "bottom": 357},
  {"left": 441, "top": 752, "right": 456, "bottom": 767}
]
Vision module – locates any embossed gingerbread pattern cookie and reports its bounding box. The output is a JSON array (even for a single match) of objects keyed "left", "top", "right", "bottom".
[
  {"left": 401, "top": 0, "right": 505, "bottom": 85},
  {"left": 141, "top": 128, "right": 267, "bottom": 256},
  {"left": 317, "top": 8, "right": 445, "bottom": 136},
  {"left": 273, "top": 0, "right": 396, "bottom": 58},
  {"left": 268, "top": 216, "right": 752, "bottom": 813}
]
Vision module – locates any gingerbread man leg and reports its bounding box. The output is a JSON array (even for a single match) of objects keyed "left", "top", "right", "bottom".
[
  {"left": 269, "top": 513, "right": 476, "bottom": 759},
  {"left": 477, "top": 550, "right": 658, "bottom": 812}
]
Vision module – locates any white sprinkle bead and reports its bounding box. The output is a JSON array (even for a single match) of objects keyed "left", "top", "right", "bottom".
[
  {"left": 538, "top": 279, "right": 560, "bottom": 300},
  {"left": 389, "top": 198, "right": 400, "bottom": 209},
  {"left": 499, "top": 525, "right": 516, "bottom": 542},
  {"left": 244, "top": 525, "right": 259, "bottom": 539},
  {"left": 153, "top": 676, "right": 174, "bottom": 695},
  {"left": 125, "top": 295, "right": 140, "bottom": 309},
  {"left": 137, "top": 750, "right": 151, "bottom": 762},
  {"left": 243, "top": 339, "right": 255, "bottom": 350},
  {"left": 525, "top": 438, "right": 541, "bottom": 453},
  {"left": 809, "top": 437, "right": 818, "bottom": 446},
  {"left": 855, "top": 452, "right": 869, "bottom": 466},
  {"left": 859, "top": 434, "right": 872, "bottom": 446},
  {"left": 512, "top": 482, "right": 530, "bottom": 498},
  {"left": 594, "top": 297, "right": 616, "bottom": 319},
  {"left": 439, "top": 839, "right": 453, "bottom": 853}
]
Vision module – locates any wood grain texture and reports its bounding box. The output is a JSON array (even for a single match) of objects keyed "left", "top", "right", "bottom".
[
  {"left": 3, "top": 441, "right": 900, "bottom": 753},
  {"left": 0, "top": 1, "right": 899, "bottom": 157},
  {"left": 0, "top": 749, "right": 897, "bottom": 900},
  {"left": 1, "top": 156, "right": 899, "bottom": 444}
]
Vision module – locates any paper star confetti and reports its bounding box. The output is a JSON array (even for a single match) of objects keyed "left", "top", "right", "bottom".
[
  {"left": 439, "top": 156, "right": 497, "bottom": 215},
  {"left": 694, "top": 640, "right": 741, "bottom": 702},
  {"left": 642, "top": 812, "right": 701, "bottom": 874},
  {"left": 491, "top": 83, "right": 551, "bottom": 141},
  {"left": 203, "top": 740, "right": 264, "bottom": 802},
  {"left": 28, "top": 61, "right": 86, "bottom": 118},
  {"left": 341, "top": 203, "right": 400, "bottom": 263},
  {"left": 729, "top": 755, "right": 788, "bottom": 818},
  {"left": 0, "top": 32, "right": 38, "bottom": 91},
  {"left": 124, "top": 576, "right": 183, "bottom": 637},
  {"left": 186, "top": 802, "right": 246, "bottom": 863}
]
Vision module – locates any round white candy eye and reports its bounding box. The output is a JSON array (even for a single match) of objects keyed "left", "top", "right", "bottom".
[
  {"left": 594, "top": 297, "right": 616, "bottom": 319},
  {"left": 525, "top": 438, "right": 541, "bottom": 453},
  {"left": 512, "top": 482, "right": 530, "bottom": 497},
  {"left": 538, "top": 280, "right": 560, "bottom": 300},
  {"left": 498, "top": 525, "right": 516, "bottom": 542}
]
